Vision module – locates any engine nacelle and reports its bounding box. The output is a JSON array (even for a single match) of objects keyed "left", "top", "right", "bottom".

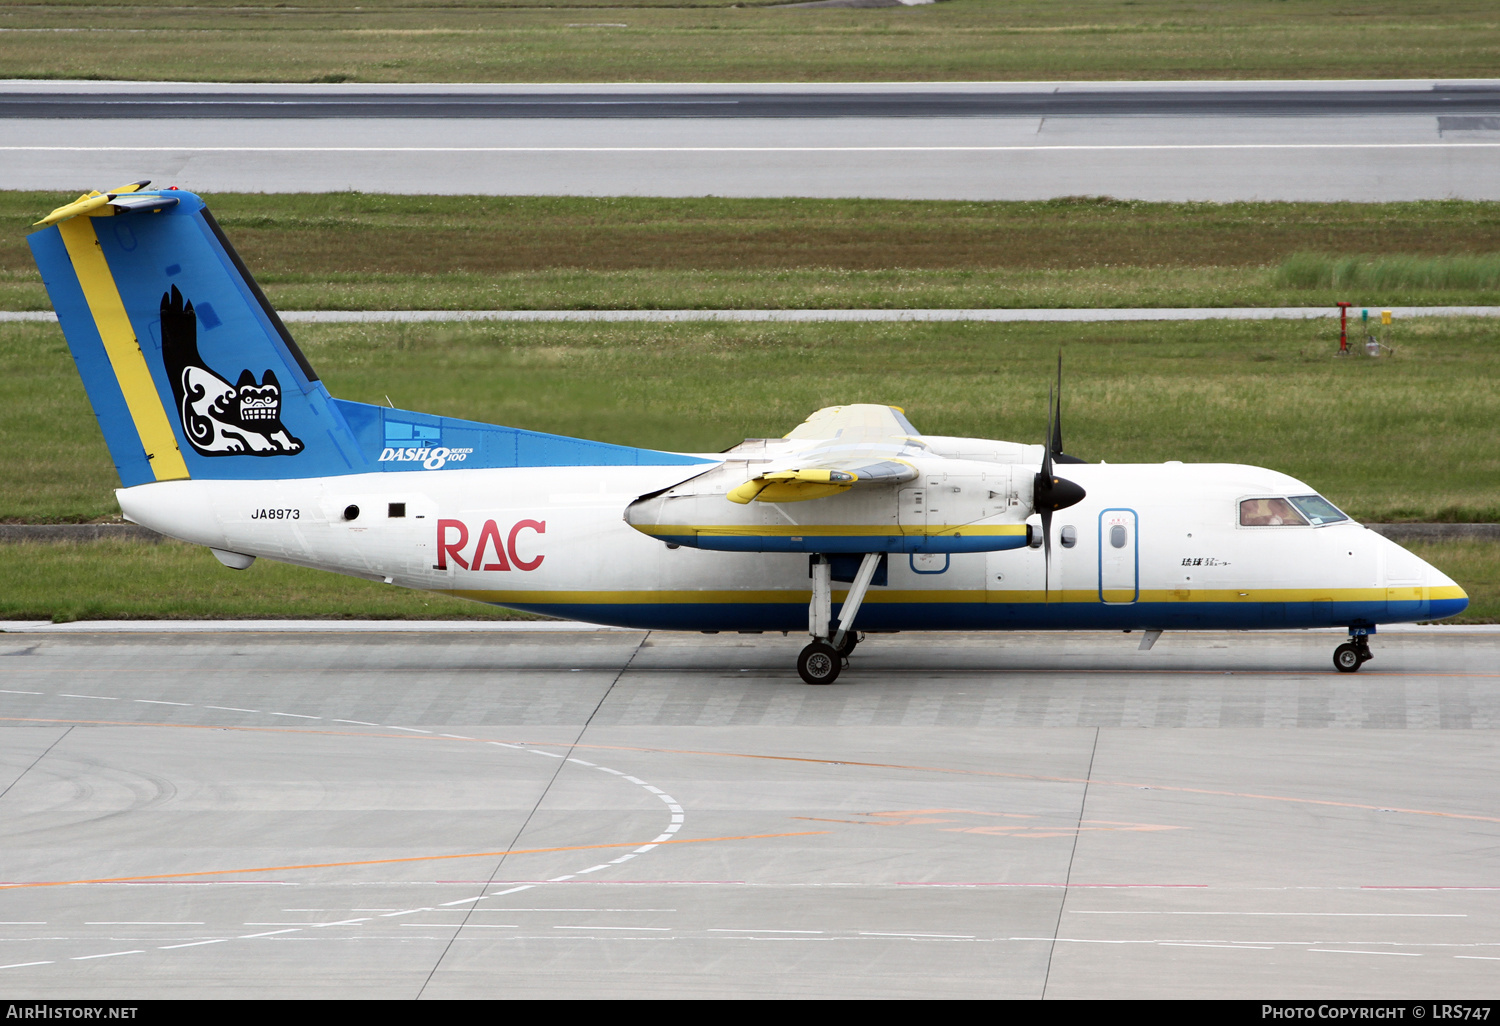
[{"left": 625, "top": 458, "right": 1035, "bottom": 553}]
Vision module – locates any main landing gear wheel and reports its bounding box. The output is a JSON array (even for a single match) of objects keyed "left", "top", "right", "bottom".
[
  {"left": 798, "top": 641, "right": 842, "bottom": 685},
  {"left": 1333, "top": 633, "right": 1376, "bottom": 674},
  {"left": 835, "top": 632, "right": 860, "bottom": 658}
]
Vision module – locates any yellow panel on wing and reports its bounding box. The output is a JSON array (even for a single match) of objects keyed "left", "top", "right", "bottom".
[{"left": 727, "top": 468, "right": 855, "bottom": 504}]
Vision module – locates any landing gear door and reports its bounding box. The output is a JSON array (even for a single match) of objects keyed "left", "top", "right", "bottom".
[{"left": 1099, "top": 508, "right": 1138, "bottom": 604}]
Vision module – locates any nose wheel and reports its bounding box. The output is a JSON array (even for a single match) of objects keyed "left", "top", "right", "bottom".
[{"left": 1333, "top": 630, "right": 1374, "bottom": 673}]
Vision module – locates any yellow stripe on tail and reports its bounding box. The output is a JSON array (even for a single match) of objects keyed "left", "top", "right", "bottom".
[{"left": 57, "top": 217, "right": 189, "bottom": 482}]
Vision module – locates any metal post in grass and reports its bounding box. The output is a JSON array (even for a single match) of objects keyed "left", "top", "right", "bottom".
[
  {"left": 1371, "top": 310, "right": 1396, "bottom": 358},
  {"left": 1337, "top": 301, "right": 1352, "bottom": 355}
]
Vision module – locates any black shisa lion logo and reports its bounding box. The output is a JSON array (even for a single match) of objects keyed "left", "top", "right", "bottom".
[{"left": 159, "top": 286, "right": 303, "bottom": 457}]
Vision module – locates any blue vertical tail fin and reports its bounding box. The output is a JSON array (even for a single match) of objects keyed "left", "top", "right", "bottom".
[{"left": 27, "top": 184, "right": 365, "bottom": 485}]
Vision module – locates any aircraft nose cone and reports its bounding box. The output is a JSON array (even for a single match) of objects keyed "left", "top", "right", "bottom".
[
  {"left": 1426, "top": 561, "right": 1468, "bottom": 613},
  {"left": 1407, "top": 546, "right": 1469, "bottom": 620}
]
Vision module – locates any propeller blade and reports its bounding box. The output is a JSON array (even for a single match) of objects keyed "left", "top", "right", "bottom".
[
  {"left": 1041, "top": 506, "right": 1053, "bottom": 597},
  {"left": 1050, "top": 352, "right": 1065, "bottom": 458},
  {"left": 1050, "top": 350, "right": 1088, "bottom": 465},
  {"left": 1041, "top": 384, "right": 1055, "bottom": 481}
]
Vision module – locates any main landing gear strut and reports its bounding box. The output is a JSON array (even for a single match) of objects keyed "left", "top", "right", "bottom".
[
  {"left": 1333, "top": 626, "right": 1375, "bottom": 673},
  {"left": 798, "top": 553, "right": 880, "bottom": 685}
]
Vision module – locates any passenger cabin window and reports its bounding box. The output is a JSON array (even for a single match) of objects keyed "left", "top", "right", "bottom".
[
  {"left": 1109, "top": 525, "right": 1128, "bottom": 548},
  {"left": 1239, "top": 497, "right": 1309, "bottom": 527},
  {"left": 1288, "top": 494, "right": 1349, "bottom": 526},
  {"left": 1060, "top": 525, "right": 1077, "bottom": 548}
]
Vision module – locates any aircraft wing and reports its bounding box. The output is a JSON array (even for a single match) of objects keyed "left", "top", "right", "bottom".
[{"left": 784, "top": 403, "right": 920, "bottom": 443}]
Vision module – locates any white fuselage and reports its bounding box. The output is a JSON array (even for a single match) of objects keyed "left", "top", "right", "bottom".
[{"left": 116, "top": 457, "right": 1465, "bottom": 634}]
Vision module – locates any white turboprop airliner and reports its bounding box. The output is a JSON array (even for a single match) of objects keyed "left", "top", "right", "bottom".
[{"left": 28, "top": 184, "right": 1468, "bottom": 683}]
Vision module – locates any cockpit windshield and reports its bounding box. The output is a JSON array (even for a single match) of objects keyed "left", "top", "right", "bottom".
[
  {"left": 1239, "top": 495, "right": 1350, "bottom": 527},
  {"left": 1288, "top": 494, "right": 1350, "bottom": 526},
  {"left": 1239, "top": 497, "right": 1308, "bottom": 527}
]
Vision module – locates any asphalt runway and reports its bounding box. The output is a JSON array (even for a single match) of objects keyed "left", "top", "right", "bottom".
[
  {"left": 3, "top": 625, "right": 1498, "bottom": 999},
  {"left": 5, "top": 80, "right": 1498, "bottom": 199}
]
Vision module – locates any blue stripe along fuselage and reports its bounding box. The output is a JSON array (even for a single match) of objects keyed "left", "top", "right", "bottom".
[{"left": 487, "top": 597, "right": 1469, "bottom": 632}]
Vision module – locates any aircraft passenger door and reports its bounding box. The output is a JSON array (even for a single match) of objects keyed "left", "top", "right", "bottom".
[{"left": 1098, "top": 508, "right": 1138, "bottom": 604}]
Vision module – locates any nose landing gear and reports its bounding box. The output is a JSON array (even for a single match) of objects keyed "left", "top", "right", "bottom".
[{"left": 1333, "top": 627, "right": 1374, "bottom": 673}]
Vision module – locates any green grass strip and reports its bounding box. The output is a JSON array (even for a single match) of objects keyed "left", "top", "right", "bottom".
[
  {"left": 6, "top": 194, "right": 1500, "bottom": 312},
  {"left": 1, "top": 0, "right": 1497, "bottom": 83},
  {"left": 1275, "top": 254, "right": 1500, "bottom": 292}
]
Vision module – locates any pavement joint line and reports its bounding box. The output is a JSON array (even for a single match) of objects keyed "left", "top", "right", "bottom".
[
  {"left": 70, "top": 950, "right": 143, "bottom": 959},
  {"left": 710, "top": 929, "right": 824, "bottom": 934},
  {"left": 1309, "top": 949, "right": 1423, "bottom": 956}
]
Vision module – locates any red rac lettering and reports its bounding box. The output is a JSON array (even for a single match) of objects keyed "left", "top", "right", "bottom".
[{"left": 436, "top": 519, "right": 546, "bottom": 571}]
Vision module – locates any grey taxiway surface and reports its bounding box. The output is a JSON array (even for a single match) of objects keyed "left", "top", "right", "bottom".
[
  {"left": 4, "top": 79, "right": 1499, "bottom": 199},
  {"left": 3, "top": 625, "right": 1499, "bottom": 999}
]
